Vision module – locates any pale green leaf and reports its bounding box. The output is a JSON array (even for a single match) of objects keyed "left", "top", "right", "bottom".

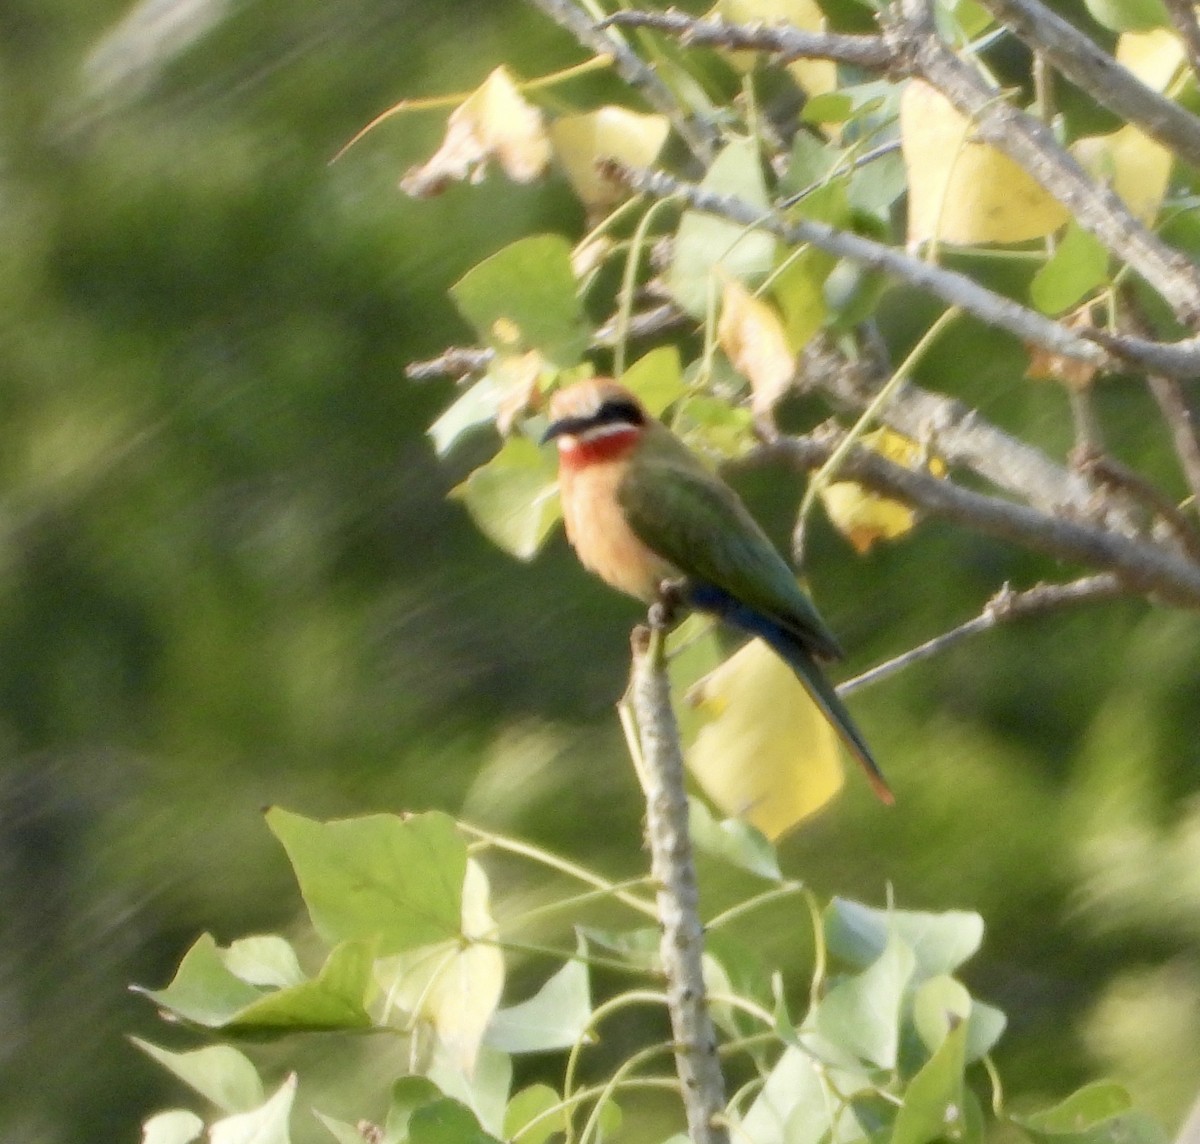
[
  {"left": 503, "top": 1085, "right": 567, "bottom": 1144},
  {"left": 229, "top": 940, "right": 373, "bottom": 1031},
  {"left": 142, "top": 1110, "right": 205, "bottom": 1144},
  {"left": 668, "top": 138, "right": 776, "bottom": 318},
  {"left": 1084, "top": 0, "right": 1168, "bottom": 32},
  {"left": 622, "top": 347, "right": 686, "bottom": 417},
  {"left": 891, "top": 1021, "right": 968, "bottom": 1144},
  {"left": 312, "top": 1112, "right": 364, "bottom": 1144},
  {"left": 221, "top": 935, "right": 305, "bottom": 989},
  {"left": 133, "top": 934, "right": 263, "bottom": 1026},
  {"left": 825, "top": 898, "right": 984, "bottom": 978},
  {"left": 687, "top": 797, "right": 782, "bottom": 881},
  {"left": 449, "top": 437, "right": 560, "bottom": 561},
  {"left": 487, "top": 952, "right": 591, "bottom": 1053},
  {"left": 131, "top": 1039, "right": 264, "bottom": 1114},
  {"left": 451, "top": 236, "right": 590, "bottom": 367},
  {"left": 267, "top": 809, "right": 466, "bottom": 955},
  {"left": 210, "top": 1075, "right": 296, "bottom": 1144},
  {"left": 1031, "top": 223, "right": 1109, "bottom": 314}
]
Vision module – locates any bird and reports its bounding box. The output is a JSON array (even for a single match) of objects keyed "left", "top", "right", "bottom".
[{"left": 542, "top": 376, "right": 893, "bottom": 805}]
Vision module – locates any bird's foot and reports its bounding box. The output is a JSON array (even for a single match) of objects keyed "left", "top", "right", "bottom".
[{"left": 648, "top": 579, "right": 686, "bottom": 632}]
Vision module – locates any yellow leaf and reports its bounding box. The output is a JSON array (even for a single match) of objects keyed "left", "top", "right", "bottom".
[
  {"left": 718, "top": 278, "right": 796, "bottom": 416},
  {"left": 716, "top": 0, "right": 838, "bottom": 96},
  {"left": 401, "top": 67, "right": 550, "bottom": 198},
  {"left": 1115, "top": 27, "right": 1185, "bottom": 91},
  {"left": 1072, "top": 125, "right": 1174, "bottom": 225},
  {"left": 820, "top": 428, "right": 945, "bottom": 553},
  {"left": 687, "top": 639, "right": 843, "bottom": 840},
  {"left": 381, "top": 860, "right": 504, "bottom": 1076},
  {"left": 900, "top": 80, "right": 1070, "bottom": 244},
  {"left": 550, "top": 107, "right": 670, "bottom": 208}
]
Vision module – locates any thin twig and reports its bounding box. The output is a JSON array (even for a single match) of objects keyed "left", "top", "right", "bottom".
[
  {"left": 405, "top": 346, "right": 495, "bottom": 382},
  {"left": 839, "top": 574, "right": 1125, "bottom": 695},
  {"left": 601, "top": 9, "right": 894, "bottom": 69},
  {"left": 1147, "top": 374, "right": 1200, "bottom": 515},
  {"left": 973, "top": 0, "right": 1200, "bottom": 170},
  {"left": 627, "top": 621, "right": 729, "bottom": 1144}
]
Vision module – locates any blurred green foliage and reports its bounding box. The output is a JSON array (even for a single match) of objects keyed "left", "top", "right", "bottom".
[{"left": 3, "top": 1, "right": 1200, "bottom": 1141}]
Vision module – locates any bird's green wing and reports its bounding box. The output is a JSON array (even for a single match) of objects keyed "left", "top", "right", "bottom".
[{"left": 617, "top": 434, "right": 842, "bottom": 659}]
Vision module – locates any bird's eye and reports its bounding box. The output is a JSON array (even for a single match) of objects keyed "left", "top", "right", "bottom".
[{"left": 595, "top": 398, "right": 646, "bottom": 427}]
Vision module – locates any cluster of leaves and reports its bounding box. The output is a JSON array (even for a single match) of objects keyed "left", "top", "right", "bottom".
[{"left": 135, "top": 808, "right": 1166, "bottom": 1144}]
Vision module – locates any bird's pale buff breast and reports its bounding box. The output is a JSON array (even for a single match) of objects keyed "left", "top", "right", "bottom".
[{"left": 558, "top": 456, "right": 677, "bottom": 603}]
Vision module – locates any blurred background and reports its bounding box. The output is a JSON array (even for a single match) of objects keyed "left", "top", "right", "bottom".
[{"left": 2, "top": 0, "right": 1199, "bottom": 1140}]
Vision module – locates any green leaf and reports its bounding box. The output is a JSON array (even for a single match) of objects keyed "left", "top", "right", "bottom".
[
  {"left": 1030, "top": 223, "right": 1109, "bottom": 314},
  {"left": 428, "top": 377, "right": 505, "bottom": 458},
  {"left": 815, "top": 931, "right": 916, "bottom": 1069},
  {"left": 312, "top": 1111, "right": 364, "bottom": 1144},
  {"left": 427, "top": 1043, "right": 512, "bottom": 1138},
  {"left": 966, "top": 1000, "right": 1007, "bottom": 1061},
  {"left": 912, "top": 975, "right": 971, "bottom": 1055},
  {"left": 674, "top": 393, "right": 755, "bottom": 458},
  {"left": 451, "top": 236, "right": 590, "bottom": 367},
  {"left": 1013, "top": 1081, "right": 1168, "bottom": 1144},
  {"left": 687, "top": 797, "right": 782, "bottom": 880},
  {"left": 142, "top": 1109, "right": 205, "bottom": 1144},
  {"left": 221, "top": 935, "right": 305, "bottom": 989},
  {"left": 131, "top": 1040, "right": 264, "bottom": 1114},
  {"left": 385, "top": 1076, "right": 443, "bottom": 1144},
  {"left": 134, "top": 934, "right": 264, "bottom": 1026},
  {"left": 668, "top": 138, "right": 777, "bottom": 318},
  {"left": 228, "top": 940, "right": 373, "bottom": 1031},
  {"left": 267, "top": 808, "right": 466, "bottom": 955},
  {"left": 891, "top": 1020, "right": 968, "bottom": 1144},
  {"left": 503, "top": 1085, "right": 567, "bottom": 1144},
  {"left": 1084, "top": 0, "right": 1168, "bottom": 31},
  {"left": 577, "top": 925, "right": 661, "bottom": 971},
  {"left": 782, "top": 132, "right": 839, "bottom": 197},
  {"left": 825, "top": 898, "right": 984, "bottom": 978},
  {"left": 408, "top": 1098, "right": 504, "bottom": 1144},
  {"left": 210, "top": 1075, "right": 296, "bottom": 1144},
  {"left": 772, "top": 248, "right": 835, "bottom": 351},
  {"left": 622, "top": 347, "right": 686, "bottom": 417},
  {"left": 486, "top": 952, "right": 592, "bottom": 1053},
  {"left": 449, "top": 437, "right": 560, "bottom": 561}
]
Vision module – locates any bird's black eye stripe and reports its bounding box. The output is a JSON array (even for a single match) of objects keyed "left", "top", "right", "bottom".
[{"left": 594, "top": 397, "right": 646, "bottom": 428}]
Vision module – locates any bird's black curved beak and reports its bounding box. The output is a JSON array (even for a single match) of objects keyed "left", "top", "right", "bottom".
[{"left": 541, "top": 416, "right": 584, "bottom": 444}]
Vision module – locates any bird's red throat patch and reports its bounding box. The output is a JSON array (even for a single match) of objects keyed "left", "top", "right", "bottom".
[{"left": 557, "top": 427, "right": 640, "bottom": 469}]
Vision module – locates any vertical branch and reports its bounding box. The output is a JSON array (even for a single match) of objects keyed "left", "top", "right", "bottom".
[{"left": 627, "top": 623, "right": 729, "bottom": 1144}]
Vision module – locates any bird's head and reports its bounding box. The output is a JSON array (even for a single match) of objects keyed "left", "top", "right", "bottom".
[{"left": 542, "top": 378, "right": 649, "bottom": 467}]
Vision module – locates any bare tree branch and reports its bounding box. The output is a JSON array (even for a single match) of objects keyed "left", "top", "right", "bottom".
[
  {"left": 406, "top": 346, "right": 495, "bottom": 382},
  {"left": 973, "top": 0, "right": 1200, "bottom": 170},
  {"left": 1162, "top": 0, "right": 1200, "bottom": 80},
  {"left": 887, "top": 0, "right": 1200, "bottom": 324},
  {"left": 839, "top": 574, "right": 1126, "bottom": 695},
  {"left": 602, "top": 9, "right": 894, "bottom": 69},
  {"left": 627, "top": 622, "right": 729, "bottom": 1144},
  {"left": 751, "top": 431, "right": 1200, "bottom": 607}
]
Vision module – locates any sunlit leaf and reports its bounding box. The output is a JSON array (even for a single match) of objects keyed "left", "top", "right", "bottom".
[
  {"left": 901, "top": 79, "right": 1069, "bottom": 244},
  {"left": 820, "top": 428, "right": 946, "bottom": 553},
  {"left": 1116, "top": 27, "right": 1185, "bottom": 89},
  {"left": 622, "top": 346, "right": 687, "bottom": 417},
  {"left": 891, "top": 1021, "right": 968, "bottom": 1144},
  {"left": 134, "top": 934, "right": 263, "bottom": 1026},
  {"left": 487, "top": 948, "right": 592, "bottom": 1053},
  {"left": 142, "top": 1110, "right": 205, "bottom": 1144},
  {"left": 716, "top": 0, "right": 837, "bottom": 97},
  {"left": 815, "top": 931, "right": 916, "bottom": 1068},
  {"left": 450, "top": 436, "right": 560, "bottom": 561},
  {"left": 210, "top": 1074, "right": 296, "bottom": 1144},
  {"left": 230, "top": 940, "right": 373, "bottom": 1032},
  {"left": 687, "top": 797, "right": 783, "bottom": 880},
  {"left": 220, "top": 935, "right": 305, "bottom": 989},
  {"left": 503, "top": 1085, "right": 568, "bottom": 1144},
  {"left": 550, "top": 107, "right": 670, "bottom": 207},
  {"left": 718, "top": 278, "right": 796, "bottom": 416},
  {"left": 668, "top": 138, "right": 777, "bottom": 317},
  {"left": 686, "top": 639, "right": 843, "bottom": 840},
  {"left": 1030, "top": 223, "right": 1109, "bottom": 315},
  {"left": 1072, "top": 125, "right": 1173, "bottom": 225},
  {"left": 825, "top": 898, "right": 985, "bottom": 978},
  {"left": 401, "top": 66, "right": 550, "bottom": 198},
  {"left": 1014, "top": 1080, "right": 1167, "bottom": 1144},
  {"left": 772, "top": 248, "right": 836, "bottom": 351},
  {"left": 383, "top": 860, "right": 505, "bottom": 1075},
  {"left": 267, "top": 808, "right": 466, "bottom": 955},
  {"left": 912, "top": 974, "right": 972, "bottom": 1054},
  {"left": 131, "top": 1040, "right": 264, "bottom": 1114},
  {"left": 1084, "top": 0, "right": 1168, "bottom": 33},
  {"left": 451, "top": 235, "right": 591, "bottom": 367}
]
